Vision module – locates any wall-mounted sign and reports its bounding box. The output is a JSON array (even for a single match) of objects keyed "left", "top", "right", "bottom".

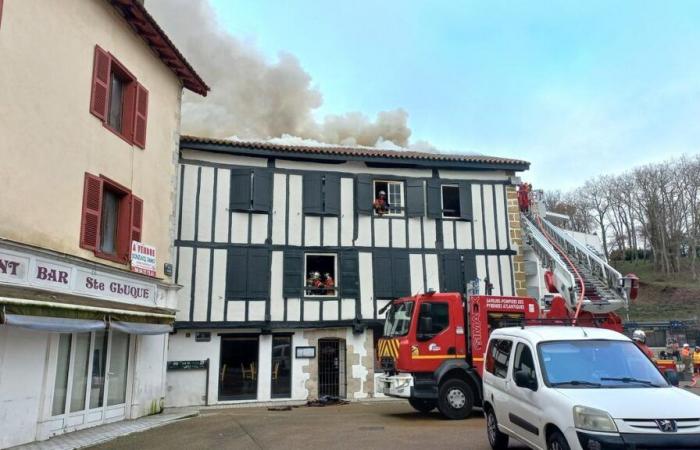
[
  {"left": 0, "top": 244, "right": 159, "bottom": 307},
  {"left": 295, "top": 346, "right": 316, "bottom": 359},
  {"left": 131, "top": 241, "right": 157, "bottom": 277},
  {"left": 167, "top": 360, "right": 209, "bottom": 370},
  {"left": 195, "top": 332, "right": 211, "bottom": 342}
]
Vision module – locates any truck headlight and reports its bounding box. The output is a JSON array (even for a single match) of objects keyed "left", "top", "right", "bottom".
[{"left": 573, "top": 406, "right": 618, "bottom": 432}]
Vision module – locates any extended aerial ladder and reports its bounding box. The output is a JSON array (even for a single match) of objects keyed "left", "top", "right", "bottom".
[{"left": 519, "top": 187, "right": 638, "bottom": 331}]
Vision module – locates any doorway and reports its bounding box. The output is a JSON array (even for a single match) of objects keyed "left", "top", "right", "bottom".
[
  {"left": 318, "top": 339, "right": 346, "bottom": 398},
  {"left": 219, "top": 336, "right": 259, "bottom": 401}
]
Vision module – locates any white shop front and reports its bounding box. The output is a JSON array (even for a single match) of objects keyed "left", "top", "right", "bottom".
[{"left": 0, "top": 241, "right": 178, "bottom": 448}]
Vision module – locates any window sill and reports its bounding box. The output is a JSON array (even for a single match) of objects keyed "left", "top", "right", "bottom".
[
  {"left": 94, "top": 250, "right": 128, "bottom": 264},
  {"left": 304, "top": 295, "right": 339, "bottom": 300},
  {"left": 374, "top": 213, "right": 405, "bottom": 218},
  {"left": 102, "top": 121, "right": 135, "bottom": 147},
  {"left": 441, "top": 216, "right": 472, "bottom": 221}
]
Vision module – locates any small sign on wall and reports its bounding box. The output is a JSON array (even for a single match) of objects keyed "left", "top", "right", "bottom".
[
  {"left": 131, "top": 241, "right": 157, "bottom": 277},
  {"left": 295, "top": 346, "right": 316, "bottom": 359}
]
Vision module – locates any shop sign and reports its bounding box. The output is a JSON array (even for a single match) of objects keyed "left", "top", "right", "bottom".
[
  {"left": 295, "top": 346, "right": 316, "bottom": 358},
  {"left": 0, "top": 245, "right": 159, "bottom": 307},
  {"left": 130, "top": 241, "right": 157, "bottom": 277}
]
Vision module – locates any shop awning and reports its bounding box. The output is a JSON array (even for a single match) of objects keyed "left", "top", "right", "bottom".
[
  {"left": 110, "top": 320, "right": 173, "bottom": 335},
  {"left": 3, "top": 314, "right": 106, "bottom": 332}
]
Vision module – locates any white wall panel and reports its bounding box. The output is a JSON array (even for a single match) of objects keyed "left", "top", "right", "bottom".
[
  {"left": 483, "top": 185, "right": 497, "bottom": 250},
  {"left": 488, "top": 255, "right": 501, "bottom": 295},
  {"left": 249, "top": 301, "right": 266, "bottom": 321},
  {"left": 472, "top": 185, "right": 484, "bottom": 250},
  {"left": 407, "top": 218, "right": 422, "bottom": 248},
  {"left": 341, "top": 298, "right": 355, "bottom": 320},
  {"left": 272, "top": 174, "right": 287, "bottom": 245},
  {"left": 409, "top": 253, "right": 425, "bottom": 294},
  {"left": 391, "top": 219, "right": 406, "bottom": 248},
  {"left": 323, "top": 301, "right": 339, "bottom": 321},
  {"left": 424, "top": 254, "right": 440, "bottom": 292},
  {"left": 197, "top": 167, "right": 214, "bottom": 242},
  {"left": 340, "top": 178, "right": 354, "bottom": 246},
  {"left": 304, "top": 216, "right": 321, "bottom": 246},
  {"left": 500, "top": 255, "right": 514, "bottom": 296},
  {"left": 226, "top": 301, "right": 245, "bottom": 321},
  {"left": 455, "top": 221, "right": 472, "bottom": 250},
  {"left": 423, "top": 218, "right": 436, "bottom": 249},
  {"left": 288, "top": 175, "right": 303, "bottom": 246},
  {"left": 304, "top": 300, "right": 320, "bottom": 321},
  {"left": 230, "top": 212, "right": 248, "bottom": 244},
  {"left": 442, "top": 221, "right": 455, "bottom": 249},
  {"left": 476, "top": 255, "right": 487, "bottom": 294},
  {"left": 210, "top": 249, "right": 227, "bottom": 321},
  {"left": 193, "top": 249, "right": 210, "bottom": 321},
  {"left": 323, "top": 217, "right": 339, "bottom": 247},
  {"left": 270, "top": 251, "right": 284, "bottom": 321},
  {"left": 356, "top": 216, "right": 371, "bottom": 247},
  {"left": 250, "top": 214, "right": 268, "bottom": 244},
  {"left": 374, "top": 218, "right": 390, "bottom": 247},
  {"left": 175, "top": 247, "right": 193, "bottom": 321},
  {"left": 181, "top": 149, "right": 269, "bottom": 167},
  {"left": 495, "top": 184, "right": 508, "bottom": 250},
  {"left": 359, "top": 252, "right": 374, "bottom": 320},
  {"left": 287, "top": 298, "right": 301, "bottom": 321},
  {"left": 179, "top": 165, "right": 198, "bottom": 241},
  {"left": 214, "top": 169, "right": 230, "bottom": 243}
]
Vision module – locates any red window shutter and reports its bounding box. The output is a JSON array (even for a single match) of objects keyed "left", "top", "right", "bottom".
[
  {"left": 90, "top": 46, "right": 111, "bottom": 121},
  {"left": 133, "top": 83, "right": 149, "bottom": 148},
  {"left": 80, "top": 173, "right": 103, "bottom": 251},
  {"left": 130, "top": 195, "right": 143, "bottom": 244}
]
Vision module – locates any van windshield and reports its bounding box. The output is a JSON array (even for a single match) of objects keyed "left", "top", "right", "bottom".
[
  {"left": 384, "top": 302, "right": 414, "bottom": 337},
  {"left": 539, "top": 340, "right": 668, "bottom": 388}
]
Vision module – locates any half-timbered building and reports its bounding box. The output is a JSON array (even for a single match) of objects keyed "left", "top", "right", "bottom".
[{"left": 166, "top": 136, "right": 529, "bottom": 405}]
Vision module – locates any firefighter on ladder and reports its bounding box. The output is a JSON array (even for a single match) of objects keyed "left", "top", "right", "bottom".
[{"left": 632, "top": 329, "right": 654, "bottom": 360}]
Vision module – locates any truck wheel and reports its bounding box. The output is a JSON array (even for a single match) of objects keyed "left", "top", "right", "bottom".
[
  {"left": 437, "top": 378, "right": 474, "bottom": 420},
  {"left": 408, "top": 398, "right": 436, "bottom": 413},
  {"left": 485, "top": 408, "right": 509, "bottom": 450}
]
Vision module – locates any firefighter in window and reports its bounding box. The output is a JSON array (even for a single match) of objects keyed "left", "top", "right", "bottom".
[
  {"left": 373, "top": 190, "right": 389, "bottom": 216},
  {"left": 323, "top": 272, "right": 335, "bottom": 296},
  {"left": 306, "top": 271, "right": 323, "bottom": 295}
]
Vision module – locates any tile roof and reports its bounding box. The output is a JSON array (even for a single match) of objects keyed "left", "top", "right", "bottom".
[
  {"left": 108, "top": 0, "right": 209, "bottom": 96},
  {"left": 180, "top": 135, "right": 530, "bottom": 170}
]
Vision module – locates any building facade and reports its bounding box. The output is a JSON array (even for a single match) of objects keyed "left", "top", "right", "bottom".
[
  {"left": 0, "top": 1, "right": 207, "bottom": 447},
  {"left": 167, "top": 137, "right": 529, "bottom": 407}
]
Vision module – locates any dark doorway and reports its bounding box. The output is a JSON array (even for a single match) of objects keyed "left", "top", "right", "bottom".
[
  {"left": 271, "top": 335, "right": 292, "bottom": 398},
  {"left": 318, "top": 339, "right": 346, "bottom": 398},
  {"left": 219, "top": 336, "right": 259, "bottom": 401}
]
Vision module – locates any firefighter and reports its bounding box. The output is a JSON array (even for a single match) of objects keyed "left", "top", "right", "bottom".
[
  {"left": 324, "top": 272, "right": 335, "bottom": 295},
  {"left": 632, "top": 329, "right": 654, "bottom": 359},
  {"left": 681, "top": 344, "right": 693, "bottom": 378},
  {"left": 694, "top": 346, "right": 700, "bottom": 377},
  {"left": 373, "top": 191, "right": 389, "bottom": 216}
]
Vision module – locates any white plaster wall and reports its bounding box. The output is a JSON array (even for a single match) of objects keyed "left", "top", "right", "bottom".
[
  {"left": 345, "top": 328, "right": 370, "bottom": 400},
  {"left": 272, "top": 174, "right": 287, "bottom": 245},
  {"left": 0, "top": 326, "right": 48, "bottom": 448},
  {"left": 165, "top": 331, "right": 218, "bottom": 407},
  {"left": 197, "top": 167, "right": 215, "bottom": 242},
  {"left": 340, "top": 178, "right": 354, "bottom": 246},
  {"left": 270, "top": 251, "right": 284, "bottom": 321},
  {"left": 359, "top": 252, "right": 374, "bottom": 320},
  {"left": 130, "top": 334, "right": 168, "bottom": 418},
  {"left": 175, "top": 247, "right": 193, "bottom": 322},
  {"left": 214, "top": 169, "right": 231, "bottom": 243}
]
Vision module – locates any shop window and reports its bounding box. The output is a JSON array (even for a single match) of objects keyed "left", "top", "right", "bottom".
[
  {"left": 441, "top": 185, "right": 461, "bottom": 218},
  {"left": 90, "top": 46, "right": 149, "bottom": 148},
  {"left": 485, "top": 339, "right": 513, "bottom": 379},
  {"left": 373, "top": 180, "right": 404, "bottom": 216},
  {"left": 52, "top": 334, "right": 72, "bottom": 416},
  {"left": 80, "top": 173, "right": 143, "bottom": 264},
  {"left": 271, "top": 335, "right": 292, "bottom": 398},
  {"left": 304, "top": 253, "right": 337, "bottom": 297}
]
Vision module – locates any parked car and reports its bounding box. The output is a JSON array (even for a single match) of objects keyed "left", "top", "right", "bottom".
[{"left": 482, "top": 326, "right": 700, "bottom": 450}]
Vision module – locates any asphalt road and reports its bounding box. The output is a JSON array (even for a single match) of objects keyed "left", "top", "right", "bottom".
[{"left": 89, "top": 401, "right": 529, "bottom": 450}]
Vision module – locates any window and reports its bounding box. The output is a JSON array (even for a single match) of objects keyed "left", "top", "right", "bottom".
[
  {"left": 441, "top": 185, "right": 460, "bottom": 218},
  {"left": 271, "top": 335, "right": 292, "bottom": 398},
  {"left": 373, "top": 180, "right": 404, "bottom": 216},
  {"left": 485, "top": 339, "right": 513, "bottom": 378},
  {"left": 513, "top": 343, "right": 537, "bottom": 383},
  {"left": 90, "top": 45, "right": 149, "bottom": 148},
  {"left": 372, "top": 250, "right": 410, "bottom": 299},
  {"left": 225, "top": 248, "right": 271, "bottom": 299},
  {"left": 229, "top": 168, "right": 272, "bottom": 213},
  {"left": 80, "top": 173, "right": 143, "bottom": 263},
  {"left": 417, "top": 302, "right": 450, "bottom": 337},
  {"left": 304, "top": 253, "right": 337, "bottom": 297},
  {"left": 303, "top": 173, "right": 340, "bottom": 216}
]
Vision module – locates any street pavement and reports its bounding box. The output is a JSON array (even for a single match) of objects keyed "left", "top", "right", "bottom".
[{"left": 88, "top": 401, "right": 529, "bottom": 450}]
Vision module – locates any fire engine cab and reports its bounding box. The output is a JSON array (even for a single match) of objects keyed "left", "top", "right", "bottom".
[{"left": 376, "top": 292, "right": 539, "bottom": 419}]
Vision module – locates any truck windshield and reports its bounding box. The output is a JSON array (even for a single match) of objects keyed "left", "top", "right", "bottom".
[
  {"left": 539, "top": 340, "right": 668, "bottom": 388},
  {"left": 384, "top": 302, "right": 414, "bottom": 337}
]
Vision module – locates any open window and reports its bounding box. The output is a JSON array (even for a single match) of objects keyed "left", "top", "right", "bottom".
[
  {"left": 304, "top": 253, "right": 337, "bottom": 297},
  {"left": 441, "top": 185, "right": 461, "bottom": 218},
  {"left": 373, "top": 180, "right": 404, "bottom": 216}
]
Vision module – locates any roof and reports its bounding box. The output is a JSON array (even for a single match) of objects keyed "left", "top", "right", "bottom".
[
  {"left": 180, "top": 135, "right": 530, "bottom": 171},
  {"left": 492, "top": 326, "right": 629, "bottom": 343},
  {"left": 108, "top": 0, "right": 209, "bottom": 96}
]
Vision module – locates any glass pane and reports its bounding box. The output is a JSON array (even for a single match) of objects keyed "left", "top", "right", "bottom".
[
  {"left": 107, "top": 332, "right": 130, "bottom": 406},
  {"left": 52, "top": 334, "right": 72, "bottom": 416},
  {"left": 271, "top": 336, "right": 292, "bottom": 398},
  {"left": 70, "top": 333, "right": 91, "bottom": 412},
  {"left": 100, "top": 190, "right": 119, "bottom": 255},
  {"left": 388, "top": 182, "right": 402, "bottom": 214},
  {"left": 107, "top": 73, "right": 124, "bottom": 131},
  {"left": 89, "top": 331, "right": 108, "bottom": 409},
  {"left": 219, "top": 337, "right": 259, "bottom": 400}
]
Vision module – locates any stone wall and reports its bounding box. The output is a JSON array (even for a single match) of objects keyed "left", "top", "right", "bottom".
[{"left": 506, "top": 185, "right": 528, "bottom": 296}]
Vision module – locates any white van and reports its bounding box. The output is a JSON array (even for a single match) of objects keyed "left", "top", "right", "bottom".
[{"left": 482, "top": 326, "right": 700, "bottom": 450}]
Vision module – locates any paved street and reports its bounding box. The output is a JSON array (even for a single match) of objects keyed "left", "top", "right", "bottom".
[{"left": 88, "top": 401, "right": 528, "bottom": 450}]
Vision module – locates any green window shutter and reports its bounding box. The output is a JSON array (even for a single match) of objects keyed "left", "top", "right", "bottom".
[
  {"left": 323, "top": 173, "right": 341, "bottom": 216},
  {"left": 340, "top": 250, "right": 359, "bottom": 298},
  {"left": 355, "top": 174, "right": 372, "bottom": 215},
  {"left": 391, "top": 251, "right": 411, "bottom": 297},
  {"left": 426, "top": 179, "right": 442, "bottom": 218},
  {"left": 252, "top": 169, "right": 273, "bottom": 213},
  {"left": 405, "top": 179, "right": 425, "bottom": 217},
  {"left": 230, "top": 169, "right": 252, "bottom": 211},
  {"left": 372, "top": 250, "right": 393, "bottom": 298},
  {"left": 303, "top": 173, "right": 323, "bottom": 215},
  {"left": 463, "top": 253, "right": 477, "bottom": 285},
  {"left": 459, "top": 181, "right": 473, "bottom": 221},
  {"left": 247, "top": 248, "right": 270, "bottom": 299},
  {"left": 440, "top": 252, "right": 463, "bottom": 293},
  {"left": 226, "top": 247, "right": 248, "bottom": 299},
  {"left": 283, "top": 249, "right": 304, "bottom": 297}
]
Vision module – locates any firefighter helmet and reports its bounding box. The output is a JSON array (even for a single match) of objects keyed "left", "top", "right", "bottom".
[{"left": 632, "top": 329, "right": 646, "bottom": 343}]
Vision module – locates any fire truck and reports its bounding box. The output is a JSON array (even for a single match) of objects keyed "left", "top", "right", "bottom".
[{"left": 376, "top": 185, "right": 650, "bottom": 419}]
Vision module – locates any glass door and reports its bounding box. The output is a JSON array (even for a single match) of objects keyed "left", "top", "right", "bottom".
[
  {"left": 219, "top": 336, "right": 259, "bottom": 400},
  {"left": 271, "top": 335, "right": 292, "bottom": 398}
]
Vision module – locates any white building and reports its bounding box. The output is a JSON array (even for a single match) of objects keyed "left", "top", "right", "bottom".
[{"left": 166, "top": 137, "right": 529, "bottom": 406}]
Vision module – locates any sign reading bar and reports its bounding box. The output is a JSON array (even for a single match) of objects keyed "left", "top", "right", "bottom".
[
  {"left": 167, "top": 360, "right": 209, "bottom": 370},
  {"left": 131, "top": 241, "right": 157, "bottom": 277}
]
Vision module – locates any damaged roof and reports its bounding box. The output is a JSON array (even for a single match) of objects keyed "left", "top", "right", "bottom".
[
  {"left": 180, "top": 135, "right": 530, "bottom": 171},
  {"left": 108, "top": 0, "right": 209, "bottom": 96}
]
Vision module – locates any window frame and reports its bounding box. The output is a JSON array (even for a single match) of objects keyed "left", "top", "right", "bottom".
[
  {"left": 94, "top": 177, "right": 132, "bottom": 263},
  {"left": 440, "top": 184, "right": 461, "bottom": 219},
  {"left": 102, "top": 55, "right": 137, "bottom": 145},
  {"left": 373, "top": 180, "right": 405, "bottom": 217},
  {"left": 416, "top": 301, "right": 450, "bottom": 338},
  {"left": 303, "top": 252, "right": 338, "bottom": 298},
  {"left": 512, "top": 341, "right": 538, "bottom": 388}
]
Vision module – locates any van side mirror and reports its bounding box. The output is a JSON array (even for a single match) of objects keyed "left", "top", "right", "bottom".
[{"left": 514, "top": 370, "right": 537, "bottom": 391}]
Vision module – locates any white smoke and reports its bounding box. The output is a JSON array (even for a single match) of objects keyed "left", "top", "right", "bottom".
[{"left": 147, "top": 0, "right": 429, "bottom": 149}]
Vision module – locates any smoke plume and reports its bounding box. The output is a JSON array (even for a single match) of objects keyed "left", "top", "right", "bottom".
[{"left": 147, "top": 0, "right": 424, "bottom": 149}]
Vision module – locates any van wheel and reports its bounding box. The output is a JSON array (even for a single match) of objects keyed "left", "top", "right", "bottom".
[
  {"left": 485, "top": 408, "right": 509, "bottom": 450},
  {"left": 547, "top": 430, "right": 570, "bottom": 450},
  {"left": 437, "top": 379, "right": 473, "bottom": 420},
  {"left": 408, "top": 398, "right": 436, "bottom": 413}
]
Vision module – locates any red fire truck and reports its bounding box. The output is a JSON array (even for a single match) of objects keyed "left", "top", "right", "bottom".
[{"left": 376, "top": 292, "right": 539, "bottom": 419}]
